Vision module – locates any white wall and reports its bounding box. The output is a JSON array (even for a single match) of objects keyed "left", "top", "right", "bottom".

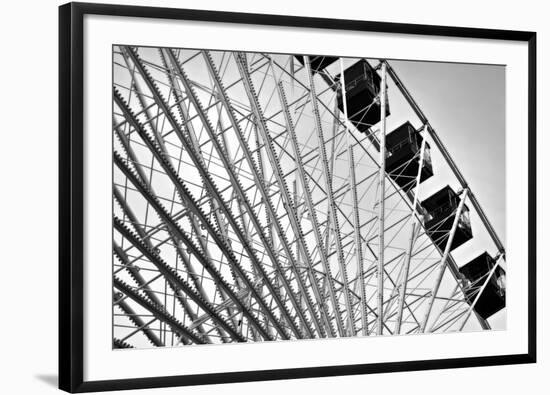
[{"left": 0, "top": 0, "right": 546, "bottom": 393}]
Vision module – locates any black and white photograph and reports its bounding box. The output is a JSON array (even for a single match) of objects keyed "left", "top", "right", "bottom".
[
  {"left": 112, "top": 46, "right": 507, "bottom": 349},
  {"left": 2, "top": 0, "right": 545, "bottom": 393}
]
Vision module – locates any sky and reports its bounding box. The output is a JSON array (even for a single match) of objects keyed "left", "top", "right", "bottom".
[
  {"left": 380, "top": 59, "right": 506, "bottom": 328},
  {"left": 324, "top": 56, "right": 506, "bottom": 328},
  {"left": 320, "top": 57, "right": 506, "bottom": 252},
  {"left": 387, "top": 59, "right": 506, "bottom": 244}
]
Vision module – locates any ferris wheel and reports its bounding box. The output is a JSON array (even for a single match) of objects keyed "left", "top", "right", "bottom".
[{"left": 111, "top": 45, "right": 506, "bottom": 348}]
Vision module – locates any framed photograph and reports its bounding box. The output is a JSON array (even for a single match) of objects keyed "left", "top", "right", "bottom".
[{"left": 59, "top": 2, "right": 536, "bottom": 392}]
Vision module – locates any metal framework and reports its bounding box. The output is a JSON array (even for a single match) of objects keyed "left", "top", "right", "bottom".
[{"left": 112, "top": 46, "right": 505, "bottom": 348}]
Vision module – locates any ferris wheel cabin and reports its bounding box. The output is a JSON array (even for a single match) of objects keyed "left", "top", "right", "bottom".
[
  {"left": 421, "top": 186, "right": 473, "bottom": 251},
  {"left": 385, "top": 121, "right": 433, "bottom": 192},
  {"left": 294, "top": 55, "right": 339, "bottom": 73},
  {"left": 336, "top": 59, "right": 390, "bottom": 134},
  {"left": 459, "top": 252, "right": 506, "bottom": 319}
]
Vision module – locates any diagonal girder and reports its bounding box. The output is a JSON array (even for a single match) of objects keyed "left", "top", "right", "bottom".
[
  {"left": 114, "top": 150, "right": 279, "bottom": 341},
  {"left": 161, "top": 48, "right": 317, "bottom": 338},
  {"left": 233, "top": 52, "right": 334, "bottom": 337},
  {"left": 114, "top": 216, "right": 246, "bottom": 342},
  {"left": 114, "top": 277, "right": 206, "bottom": 345},
  {"left": 272, "top": 75, "right": 341, "bottom": 337},
  {"left": 114, "top": 76, "right": 301, "bottom": 339},
  {"left": 303, "top": 56, "right": 355, "bottom": 336}
]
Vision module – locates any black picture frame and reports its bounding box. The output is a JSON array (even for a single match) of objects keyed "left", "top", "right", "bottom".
[{"left": 59, "top": 2, "right": 537, "bottom": 392}]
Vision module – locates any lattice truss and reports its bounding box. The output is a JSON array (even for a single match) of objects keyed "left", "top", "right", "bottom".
[{"left": 112, "top": 46, "right": 504, "bottom": 348}]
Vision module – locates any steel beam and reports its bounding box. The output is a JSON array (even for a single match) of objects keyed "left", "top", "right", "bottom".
[
  {"left": 115, "top": 295, "right": 163, "bottom": 346},
  {"left": 420, "top": 188, "right": 469, "bottom": 332},
  {"left": 163, "top": 49, "right": 313, "bottom": 338},
  {"left": 394, "top": 131, "right": 427, "bottom": 334},
  {"left": 376, "top": 63, "right": 388, "bottom": 335},
  {"left": 340, "top": 59, "right": 369, "bottom": 335},
  {"left": 114, "top": 277, "right": 206, "bottom": 345},
  {"left": 114, "top": 147, "right": 282, "bottom": 341},
  {"left": 304, "top": 55, "right": 355, "bottom": 336},
  {"left": 272, "top": 77, "right": 340, "bottom": 337},
  {"left": 234, "top": 53, "right": 336, "bottom": 336},
  {"left": 121, "top": 48, "right": 301, "bottom": 338},
  {"left": 114, "top": 216, "right": 246, "bottom": 342}
]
